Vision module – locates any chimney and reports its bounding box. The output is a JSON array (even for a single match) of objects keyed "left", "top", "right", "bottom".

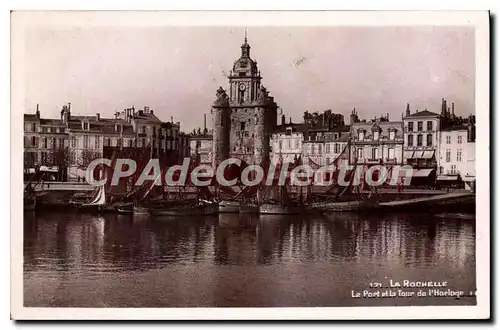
[
  {"left": 281, "top": 114, "right": 285, "bottom": 125},
  {"left": 289, "top": 117, "right": 292, "bottom": 124},
  {"left": 406, "top": 103, "right": 410, "bottom": 117},
  {"left": 96, "top": 113, "right": 100, "bottom": 121},
  {"left": 36, "top": 104, "right": 40, "bottom": 119},
  {"left": 452, "top": 103, "right": 455, "bottom": 118},
  {"left": 204, "top": 114, "right": 207, "bottom": 131},
  {"left": 171, "top": 116, "right": 173, "bottom": 123},
  {"left": 442, "top": 98, "right": 448, "bottom": 118},
  {"left": 150, "top": 110, "right": 154, "bottom": 115},
  {"left": 144, "top": 106, "right": 149, "bottom": 113},
  {"left": 387, "top": 113, "right": 389, "bottom": 121}
]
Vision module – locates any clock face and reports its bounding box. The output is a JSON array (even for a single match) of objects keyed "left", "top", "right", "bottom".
[{"left": 239, "top": 83, "right": 246, "bottom": 91}]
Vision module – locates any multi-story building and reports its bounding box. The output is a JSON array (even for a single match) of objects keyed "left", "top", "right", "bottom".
[
  {"left": 437, "top": 119, "right": 476, "bottom": 190},
  {"left": 24, "top": 103, "right": 189, "bottom": 181},
  {"left": 189, "top": 129, "right": 213, "bottom": 165},
  {"left": 212, "top": 35, "right": 278, "bottom": 166},
  {"left": 351, "top": 114, "right": 404, "bottom": 165},
  {"left": 402, "top": 104, "right": 440, "bottom": 169},
  {"left": 270, "top": 121, "right": 308, "bottom": 165},
  {"left": 303, "top": 126, "right": 350, "bottom": 167}
]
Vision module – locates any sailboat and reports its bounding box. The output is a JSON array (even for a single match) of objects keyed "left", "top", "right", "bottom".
[{"left": 72, "top": 184, "right": 107, "bottom": 212}]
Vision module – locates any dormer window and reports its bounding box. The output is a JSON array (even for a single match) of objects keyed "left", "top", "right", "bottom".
[
  {"left": 388, "top": 127, "right": 397, "bottom": 140},
  {"left": 358, "top": 130, "right": 365, "bottom": 141},
  {"left": 373, "top": 131, "right": 379, "bottom": 140},
  {"left": 81, "top": 122, "right": 90, "bottom": 130}
]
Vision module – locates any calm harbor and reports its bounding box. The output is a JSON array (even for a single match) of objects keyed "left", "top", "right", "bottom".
[{"left": 24, "top": 211, "right": 476, "bottom": 307}]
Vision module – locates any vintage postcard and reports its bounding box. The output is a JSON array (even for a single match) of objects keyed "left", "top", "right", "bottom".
[{"left": 10, "top": 10, "right": 490, "bottom": 320}]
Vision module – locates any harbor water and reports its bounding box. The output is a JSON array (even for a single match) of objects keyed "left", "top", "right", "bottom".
[{"left": 23, "top": 211, "right": 476, "bottom": 307}]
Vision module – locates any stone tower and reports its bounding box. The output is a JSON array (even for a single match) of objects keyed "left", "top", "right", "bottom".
[
  {"left": 211, "top": 34, "right": 278, "bottom": 165},
  {"left": 212, "top": 87, "right": 231, "bottom": 167}
]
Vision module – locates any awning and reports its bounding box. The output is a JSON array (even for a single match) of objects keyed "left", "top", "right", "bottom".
[
  {"left": 422, "top": 150, "right": 435, "bottom": 159},
  {"left": 412, "top": 151, "right": 424, "bottom": 159},
  {"left": 404, "top": 151, "right": 414, "bottom": 159},
  {"left": 463, "top": 175, "right": 476, "bottom": 182},
  {"left": 436, "top": 175, "right": 459, "bottom": 181},
  {"left": 39, "top": 166, "right": 59, "bottom": 173},
  {"left": 413, "top": 169, "right": 434, "bottom": 177}
]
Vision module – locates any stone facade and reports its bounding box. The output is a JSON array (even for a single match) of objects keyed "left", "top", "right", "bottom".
[{"left": 212, "top": 36, "right": 278, "bottom": 166}]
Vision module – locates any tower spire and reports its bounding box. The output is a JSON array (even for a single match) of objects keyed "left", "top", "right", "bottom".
[{"left": 241, "top": 29, "right": 250, "bottom": 57}]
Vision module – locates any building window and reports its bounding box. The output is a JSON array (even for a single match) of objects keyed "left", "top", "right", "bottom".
[
  {"left": 417, "top": 134, "right": 423, "bottom": 146},
  {"left": 95, "top": 136, "right": 100, "bottom": 149},
  {"left": 408, "top": 134, "right": 413, "bottom": 147},
  {"left": 240, "top": 122, "right": 246, "bottom": 131},
  {"left": 295, "top": 139, "right": 300, "bottom": 149},
  {"left": 408, "top": 122, "right": 414, "bottom": 132},
  {"left": 288, "top": 139, "right": 292, "bottom": 149},
  {"left": 311, "top": 144, "right": 315, "bottom": 155},
  {"left": 318, "top": 144, "right": 322, "bottom": 154},
  {"left": 43, "top": 138, "right": 47, "bottom": 149},
  {"left": 334, "top": 143, "right": 339, "bottom": 154},
  {"left": 426, "top": 134, "right": 433, "bottom": 147},
  {"left": 458, "top": 135, "right": 463, "bottom": 144},
  {"left": 457, "top": 149, "right": 462, "bottom": 162},
  {"left": 446, "top": 149, "right": 451, "bottom": 162},
  {"left": 373, "top": 131, "right": 379, "bottom": 140},
  {"left": 71, "top": 137, "right": 76, "bottom": 148},
  {"left": 358, "top": 131, "right": 364, "bottom": 141},
  {"left": 325, "top": 157, "right": 330, "bottom": 165},
  {"left": 371, "top": 148, "right": 378, "bottom": 160},
  {"left": 31, "top": 136, "right": 36, "bottom": 147},
  {"left": 325, "top": 143, "right": 330, "bottom": 153},
  {"left": 388, "top": 148, "right": 395, "bottom": 159},
  {"left": 439, "top": 166, "right": 444, "bottom": 174},
  {"left": 389, "top": 131, "right": 395, "bottom": 140},
  {"left": 446, "top": 135, "right": 451, "bottom": 144},
  {"left": 451, "top": 164, "right": 457, "bottom": 175},
  {"left": 83, "top": 135, "right": 89, "bottom": 149},
  {"left": 427, "top": 121, "right": 433, "bottom": 131},
  {"left": 357, "top": 148, "right": 363, "bottom": 160},
  {"left": 59, "top": 138, "right": 64, "bottom": 149},
  {"left": 417, "top": 121, "right": 423, "bottom": 131}
]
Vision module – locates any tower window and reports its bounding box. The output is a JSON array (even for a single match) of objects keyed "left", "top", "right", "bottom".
[
  {"left": 239, "top": 72, "right": 246, "bottom": 77},
  {"left": 240, "top": 122, "right": 246, "bottom": 131},
  {"left": 239, "top": 61, "right": 247, "bottom": 68}
]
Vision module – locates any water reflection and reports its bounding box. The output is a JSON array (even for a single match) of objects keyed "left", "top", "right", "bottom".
[{"left": 24, "top": 211, "right": 476, "bottom": 307}]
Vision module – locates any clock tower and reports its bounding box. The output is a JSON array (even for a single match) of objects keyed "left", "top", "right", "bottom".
[
  {"left": 211, "top": 34, "right": 278, "bottom": 166},
  {"left": 228, "top": 35, "right": 261, "bottom": 104}
]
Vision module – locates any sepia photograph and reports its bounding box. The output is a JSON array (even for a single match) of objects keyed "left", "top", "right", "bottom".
[{"left": 10, "top": 10, "right": 490, "bottom": 320}]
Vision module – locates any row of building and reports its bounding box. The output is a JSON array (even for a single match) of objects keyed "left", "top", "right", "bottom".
[
  {"left": 23, "top": 36, "right": 476, "bottom": 190},
  {"left": 189, "top": 98, "right": 475, "bottom": 189},
  {"left": 23, "top": 104, "right": 191, "bottom": 180}
]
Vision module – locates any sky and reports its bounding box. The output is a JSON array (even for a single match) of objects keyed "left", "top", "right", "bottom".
[{"left": 23, "top": 25, "right": 475, "bottom": 132}]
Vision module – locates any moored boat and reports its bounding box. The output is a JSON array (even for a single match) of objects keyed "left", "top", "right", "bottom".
[
  {"left": 259, "top": 201, "right": 304, "bottom": 215},
  {"left": 150, "top": 200, "right": 218, "bottom": 217},
  {"left": 240, "top": 203, "right": 259, "bottom": 214},
  {"left": 218, "top": 200, "right": 240, "bottom": 213}
]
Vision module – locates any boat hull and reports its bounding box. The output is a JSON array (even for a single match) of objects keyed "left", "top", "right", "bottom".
[
  {"left": 218, "top": 201, "right": 240, "bottom": 213},
  {"left": 151, "top": 203, "right": 218, "bottom": 217},
  {"left": 259, "top": 203, "right": 303, "bottom": 215},
  {"left": 240, "top": 204, "right": 259, "bottom": 214}
]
